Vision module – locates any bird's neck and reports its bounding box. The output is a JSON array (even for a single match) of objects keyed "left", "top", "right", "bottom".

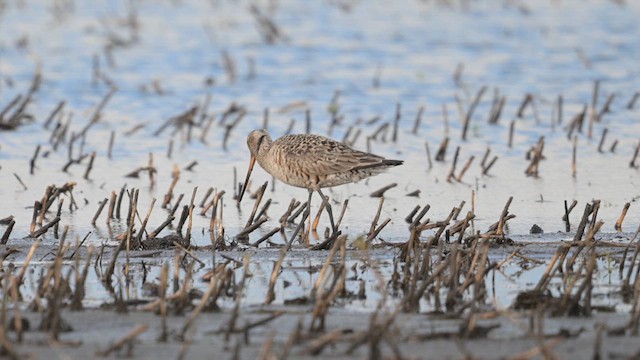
[{"left": 255, "top": 136, "right": 273, "bottom": 171}]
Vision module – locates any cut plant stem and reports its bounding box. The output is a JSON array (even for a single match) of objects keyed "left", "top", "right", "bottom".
[{"left": 615, "top": 203, "right": 630, "bottom": 232}]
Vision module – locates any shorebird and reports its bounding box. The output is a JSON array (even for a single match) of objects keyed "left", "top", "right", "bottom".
[{"left": 238, "top": 129, "right": 403, "bottom": 236}]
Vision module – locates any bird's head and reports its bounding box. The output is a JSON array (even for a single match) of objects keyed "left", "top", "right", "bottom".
[
  {"left": 239, "top": 129, "right": 271, "bottom": 204},
  {"left": 246, "top": 129, "right": 271, "bottom": 158}
]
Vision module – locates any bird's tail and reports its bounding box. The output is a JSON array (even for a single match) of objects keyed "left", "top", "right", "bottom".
[{"left": 382, "top": 159, "right": 403, "bottom": 167}]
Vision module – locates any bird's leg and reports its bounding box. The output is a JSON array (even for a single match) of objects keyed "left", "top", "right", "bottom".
[
  {"left": 304, "top": 189, "right": 312, "bottom": 245},
  {"left": 288, "top": 190, "right": 312, "bottom": 246},
  {"left": 316, "top": 188, "right": 336, "bottom": 237}
]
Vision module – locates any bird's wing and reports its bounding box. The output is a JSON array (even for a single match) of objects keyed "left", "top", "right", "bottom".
[{"left": 277, "top": 135, "right": 385, "bottom": 176}]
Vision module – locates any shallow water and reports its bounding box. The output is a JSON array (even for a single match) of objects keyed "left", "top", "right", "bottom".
[
  {"left": 1, "top": 0, "right": 640, "bottom": 246},
  {"left": 2, "top": 1, "right": 640, "bottom": 322}
]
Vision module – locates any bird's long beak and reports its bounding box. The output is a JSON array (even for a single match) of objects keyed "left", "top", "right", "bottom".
[{"left": 238, "top": 155, "right": 256, "bottom": 204}]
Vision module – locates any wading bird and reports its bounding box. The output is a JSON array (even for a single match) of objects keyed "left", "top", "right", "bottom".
[{"left": 238, "top": 129, "right": 403, "bottom": 238}]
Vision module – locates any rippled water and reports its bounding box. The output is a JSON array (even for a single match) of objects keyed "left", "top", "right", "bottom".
[{"left": 1, "top": 0, "right": 640, "bottom": 246}]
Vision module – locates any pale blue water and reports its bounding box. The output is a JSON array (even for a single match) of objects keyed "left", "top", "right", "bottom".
[{"left": 0, "top": 1, "right": 639, "bottom": 247}]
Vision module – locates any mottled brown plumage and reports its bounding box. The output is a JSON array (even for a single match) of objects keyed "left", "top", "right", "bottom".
[
  {"left": 241, "top": 129, "right": 402, "bottom": 194},
  {"left": 237, "top": 129, "right": 403, "bottom": 235}
]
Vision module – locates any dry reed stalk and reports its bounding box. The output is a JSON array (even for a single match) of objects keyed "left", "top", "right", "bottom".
[
  {"left": 310, "top": 236, "right": 347, "bottom": 331},
  {"left": 9, "top": 276, "right": 23, "bottom": 343},
  {"left": 370, "top": 183, "right": 397, "bottom": 197},
  {"left": 627, "top": 91, "right": 640, "bottom": 109},
  {"left": 30, "top": 201, "right": 40, "bottom": 234},
  {"left": 456, "top": 155, "right": 475, "bottom": 182},
  {"left": 435, "top": 136, "right": 449, "bottom": 161},
  {"left": 179, "top": 273, "right": 223, "bottom": 340},
  {"left": 176, "top": 205, "right": 189, "bottom": 235},
  {"left": 366, "top": 218, "right": 391, "bottom": 243},
  {"left": 480, "top": 147, "right": 491, "bottom": 168},
  {"left": 245, "top": 182, "right": 267, "bottom": 226},
  {"left": 125, "top": 189, "right": 139, "bottom": 278},
  {"left": 209, "top": 190, "right": 225, "bottom": 236},
  {"left": 487, "top": 88, "right": 505, "bottom": 124},
  {"left": 92, "top": 198, "right": 108, "bottom": 226},
  {"left": 620, "top": 224, "right": 640, "bottom": 289},
  {"left": 461, "top": 86, "right": 487, "bottom": 140},
  {"left": 565, "top": 220, "right": 603, "bottom": 274},
  {"left": 265, "top": 211, "right": 309, "bottom": 304},
  {"left": 83, "top": 151, "right": 96, "bottom": 180},
  {"left": 525, "top": 136, "right": 544, "bottom": 177},
  {"left": 38, "top": 186, "right": 55, "bottom": 226},
  {"left": 0, "top": 95, "right": 22, "bottom": 122},
  {"left": 76, "top": 87, "right": 117, "bottom": 141},
  {"left": 482, "top": 155, "right": 498, "bottom": 175},
  {"left": 563, "top": 200, "right": 574, "bottom": 232},
  {"left": 0, "top": 219, "right": 15, "bottom": 245},
  {"left": 496, "top": 196, "right": 513, "bottom": 237},
  {"left": 312, "top": 198, "right": 326, "bottom": 232},
  {"left": 222, "top": 110, "right": 246, "bottom": 151},
  {"left": 630, "top": 141, "right": 640, "bottom": 168},
  {"left": 184, "top": 188, "right": 197, "bottom": 245},
  {"left": 392, "top": 102, "right": 401, "bottom": 143},
  {"left": 615, "top": 202, "right": 631, "bottom": 232},
  {"left": 13, "top": 173, "right": 28, "bottom": 191},
  {"left": 70, "top": 246, "right": 94, "bottom": 311},
  {"left": 43, "top": 100, "right": 65, "bottom": 129},
  {"left": 533, "top": 245, "right": 570, "bottom": 292},
  {"left": 413, "top": 105, "right": 424, "bottom": 134},
  {"left": 115, "top": 186, "right": 125, "bottom": 219},
  {"left": 147, "top": 153, "right": 156, "bottom": 188},
  {"left": 508, "top": 120, "right": 515, "bottom": 148},
  {"left": 507, "top": 337, "right": 563, "bottom": 360},
  {"left": 148, "top": 216, "right": 174, "bottom": 239},
  {"left": 53, "top": 199, "right": 64, "bottom": 239},
  {"left": 404, "top": 205, "right": 421, "bottom": 224},
  {"left": 516, "top": 93, "right": 533, "bottom": 118},
  {"left": 420, "top": 142, "right": 433, "bottom": 171},
  {"left": 405, "top": 253, "right": 451, "bottom": 313},
  {"left": 304, "top": 329, "right": 347, "bottom": 355},
  {"left": 166, "top": 139, "right": 174, "bottom": 158},
  {"left": 0, "top": 307, "right": 18, "bottom": 358},
  {"left": 587, "top": 80, "right": 600, "bottom": 139},
  {"left": 96, "top": 324, "right": 148, "bottom": 357},
  {"left": 447, "top": 146, "right": 460, "bottom": 182},
  {"left": 69, "top": 231, "right": 92, "bottom": 259},
  {"left": 199, "top": 187, "right": 214, "bottom": 208},
  {"left": 566, "top": 105, "right": 587, "bottom": 140},
  {"left": 370, "top": 122, "right": 390, "bottom": 142},
  {"left": 363, "top": 196, "right": 384, "bottom": 236},
  {"left": 29, "top": 144, "right": 40, "bottom": 175},
  {"left": 224, "top": 256, "right": 251, "bottom": 342},
  {"left": 134, "top": 198, "right": 156, "bottom": 246},
  {"left": 562, "top": 200, "right": 578, "bottom": 226},
  {"left": 572, "top": 202, "right": 593, "bottom": 243},
  {"left": 157, "top": 263, "right": 169, "bottom": 342},
  {"left": 106, "top": 191, "right": 117, "bottom": 225},
  {"left": 287, "top": 202, "right": 307, "bottom": 223},
  {"left": 254, "top": 198, "right": 271, "bottom": 223},
  {"left": 597, "top": 128, "right": 608, "bottom": 153},
  {"left": 412, "top": 205, "right": 431, "bottom": 229},
  {"left": 571, "top": 135, "right": 577, "bottom": 177},
  {"left": 348, "top": 127, "right": 362, "bottom": 147},
  {"left": 30, "top": 216, "right": 60, "bottom": 238},
  {"left": 311, "top": 234, "right": 346, "bottom": 300},
  {"left": 252, "top": 227, "right": 280, "bottom": 247},
  {"left": 278, "top": 199, "right": 298, "bottom": 227},
  {"left": 237, "top": 217, "right": 268, "bottom": 239},
  {"left": 162, "top": 165, "right": 180, "bottom": 208}
]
